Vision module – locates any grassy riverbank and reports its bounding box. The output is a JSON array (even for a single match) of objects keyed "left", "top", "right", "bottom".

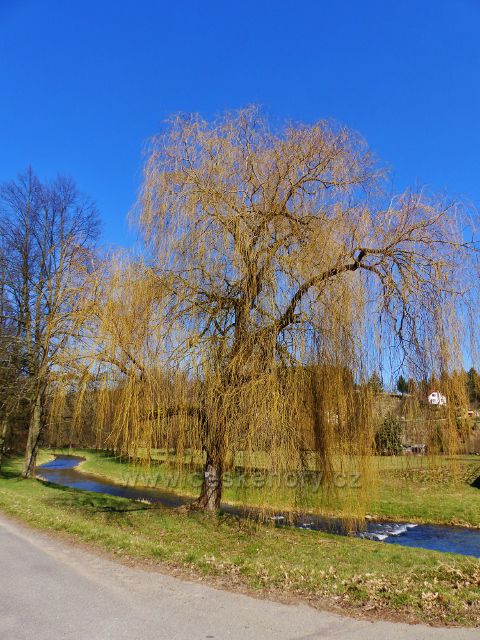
[
  {"left": 0, "top": 454, "right": 479, "bottom": 626},
  {"left": 56, "top": 448, "right": 480, "bottom": 527}
]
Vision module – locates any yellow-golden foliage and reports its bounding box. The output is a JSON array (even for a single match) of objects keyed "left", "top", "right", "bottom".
[{"left": 51, "top": 107, "right": 478, "bottom": 518}]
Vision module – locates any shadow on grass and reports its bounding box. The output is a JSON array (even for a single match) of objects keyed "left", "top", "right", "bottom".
[
  {"left": 34, "top": 476, "right": 241, "bottom": 530},
  {"left": 35, "top": 478, "right": 159, "bottom": 514},
  {"left": 0, "top": 469, "right": 20, "bottom": 480}
]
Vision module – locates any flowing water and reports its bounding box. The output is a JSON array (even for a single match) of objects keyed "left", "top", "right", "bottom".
[{"left": 37, "top": 455, "right": 480, "bottom": 558}]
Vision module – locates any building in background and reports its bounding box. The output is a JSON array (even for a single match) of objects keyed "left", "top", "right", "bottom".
[{"left": 428, "top": 391, "right": 447, "bottom": 406}]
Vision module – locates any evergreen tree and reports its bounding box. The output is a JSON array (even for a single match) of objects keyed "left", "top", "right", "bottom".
[
  {"left": 397, "top": 375, "right": 408, "bottom": 394},
  {"left": 368, "top": 372, "right": 384, "bottom": 394},
  {"left": 375, "top": 416, "right": 403, "bottom": 455},
  {"left": 467, "top": 368, "right": 480, "bottom": 404}
]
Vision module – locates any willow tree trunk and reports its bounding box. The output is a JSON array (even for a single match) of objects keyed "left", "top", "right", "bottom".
[
  {"left": 22, "top": 391, "right": 43, "bottom": 479},
  {"left": 197, "top": 450, "right": 223, "bottom": 510},
  {"left": 195, "top": 345, "right": 246, "bottom": 510},
  {"left": 0, "top": 417, "right": 10, "bottom": 472}
]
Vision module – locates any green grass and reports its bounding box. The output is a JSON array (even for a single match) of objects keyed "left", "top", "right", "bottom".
[
  {"left": 370, "top": 460, "right": 480, "bottom": 526},
  {"left": 0, "top": 453, "right": 479, "bottom": 626},
  {"left": 52, "top": 448, "right": 480, "bottom": 527}
]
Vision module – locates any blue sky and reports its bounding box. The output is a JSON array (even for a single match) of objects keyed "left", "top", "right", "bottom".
[{"left": 1, "top": 0, "right": 479, "bottom": 248}]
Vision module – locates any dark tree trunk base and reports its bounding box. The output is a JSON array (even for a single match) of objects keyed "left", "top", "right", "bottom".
[
  {"left": 0, "top": 418, "right": 10, "bottom": 472},
  {"left": 196, "top": 459, "right": 222, "bottom": 511},
  {"left": 22, "top": 392, "right": 42, "bottom": 479}
]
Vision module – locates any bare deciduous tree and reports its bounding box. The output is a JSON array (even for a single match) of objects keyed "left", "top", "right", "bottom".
[
  {"left": 0, "top": 169, "right": 99, "bottom": 476},
  {"left": 0, "top": 247, "right": 25, "bottom": 469}
]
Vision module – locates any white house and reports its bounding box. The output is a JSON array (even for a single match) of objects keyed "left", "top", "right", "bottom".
[{"left": 428, "top": 391, "right": 447, "bottom": 406}]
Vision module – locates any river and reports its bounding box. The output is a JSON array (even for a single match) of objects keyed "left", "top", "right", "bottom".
[{"left": 37, "top": 455, "right": 480, "bottom": 558}]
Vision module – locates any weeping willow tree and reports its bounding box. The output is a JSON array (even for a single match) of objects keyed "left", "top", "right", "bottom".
[{"left": 61, "top": 107, "right": 477, "bottom": 516}]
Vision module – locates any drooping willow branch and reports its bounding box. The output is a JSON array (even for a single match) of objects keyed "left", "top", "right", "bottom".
[{"left": 54, "top": 107, "right": 479, "bottom": 517}]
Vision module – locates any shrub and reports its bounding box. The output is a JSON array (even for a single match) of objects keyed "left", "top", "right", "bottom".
[{"left": 375, "top": 416, "right": 403, "bottom": 456}]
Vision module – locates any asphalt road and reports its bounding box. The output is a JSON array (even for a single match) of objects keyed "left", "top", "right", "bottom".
[{"left": 0, "top": 514, "right": 478, "bottom": 640}]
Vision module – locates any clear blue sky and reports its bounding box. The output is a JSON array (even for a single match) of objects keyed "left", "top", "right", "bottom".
[{"left": 1, "top": 0, "right": 479, "bottom": 248}]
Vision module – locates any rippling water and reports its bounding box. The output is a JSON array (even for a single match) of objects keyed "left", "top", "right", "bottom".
[{"left": 38, "top": 455, "right": 480, "bottom": 558}]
